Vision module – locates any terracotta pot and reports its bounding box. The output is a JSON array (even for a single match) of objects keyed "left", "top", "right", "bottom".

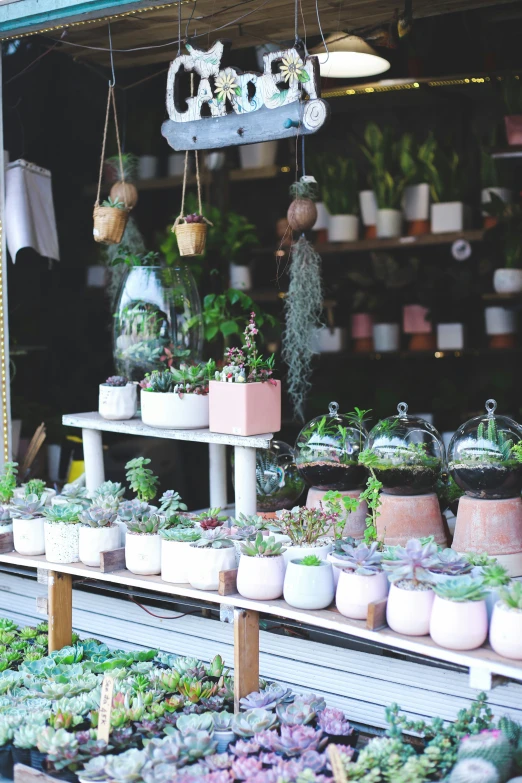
[
  {"left": 79, "top": 525, "right": 120, "bottom": 567},
  {"left": 283, "top": 559, "right": 335, "bottom": 609},
  {"left": 403, "top": 305, "right": 431, "bottom": 335},
  {"left": 13, "top": 517, "right": 45, "bottom": 556},
  {"left": 282, "top": 540, "right": 333, "bottom": 567},
  {"left": 489, "top": 602, "right": 522, "bottom": 659},
  {"left": 353, "top": 337, "right": 374, "bottom": 353},
  {"left": 386, "top": 582, "right": 434, "bottom": 636},
  {"left": 377, "top": 493, "right": 447, "bottom": 545},
  {"left": 307, "top": 487, "right": 367, "bottom": 539},
  {"left": 125, "top": 532, "right": 161, "bottom": 575},
  {"left": 483, "top": 216, "right": 498, "bottom": 229},
  {"left": 429, "top": 595, "right": 488, "bottom": 650},
  {"left": 237, "top": 554, "right": 286, "bottom": 600},
  {"left": 452, "top": 496, "right": 522, "bottom": 576},
  {"left": 409, "top": 334, "right": 436, "bottom": 351},
  {"left": 209, "top": 380, "right": 281, "bottom": 436},
  {"left": 364, "top": 225, "right": 377, "bottom": 239},
  {"left": 505, "top": 114, "right": 522, "bottom": 146},
  {"left": 407, "top": 219, "right": 430, "bottom": 236},
  {"left": 336, "top": 570, "right": 389, "bottom": 619},
  {"left": 351, "top": 313, "right": 373, "bottom": 339},
  {"left": 489, "top": 334, "right": 517, "bottom": 350}
]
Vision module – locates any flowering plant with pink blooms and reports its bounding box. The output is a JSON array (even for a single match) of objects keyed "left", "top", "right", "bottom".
[{"left": 214, "top": 313, "right": 276, "bottom": 384}]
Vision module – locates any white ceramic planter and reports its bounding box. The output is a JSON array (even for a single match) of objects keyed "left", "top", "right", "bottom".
[
  {"left": 13, "top": 517, "right": 45, "bottom": 556},
  {"left": 125, "top": 533, "right": 161, "bottom": 575},
  {"left": 204, "top": 152, "right": 226, "bottom": 171},
  {"left": 239, "top": 141, "right": 277, "bottom": 169},
  {"left": 188, "top": 545, "right": 236, "bottom": 591},
  {"left": 403, "top": 183, "right": 430, "bottom": 221},
  {"left": 141, "top": 389, "right": 209, "bottom": 429},
  {"left": 283, "top": 560, "right": 334, "bottom": 609},
  {"left": 282, "top": 541, "right": 332, "bottom": 567},
  {"left": 436, "top": 323, "right": 465, "bottom": 351},
  {"left": 373, "top": 323, "right": 400, "bottom": 352},
  {"left": 484, "top": 587, "right": 502, "bottom": 621},
  {"left": 229, "top": 264, "right": 252, "bottom": 291},
  {"left": 311, "top": 327, "right": 347, "bottom": 354},
  {"left": 484, "top": 306, "right": 517, "bottom": 335},
  {"left": 481, "top": 186, "right": 511, "bottom": 214},
  {"left": 493, "top": 269, "right": 522, "bottom": 295},
  {"left": 376, "top": 209, "right": 402, "bottom": 238},
  {"left": 336, "top": 570, "right": 389, "bottom": 620},
  {"left": 429, "top": 596, "right": 488, "bottom": 650},
  {"left": 161, "top": 539, "right": 194, "bottom": 584},
  {"left": 359, "top": 190, "right": 378, "bottom": 226},
  {"left": 430, "top": 202, "right": 470, "bottom": 234},
  {"left": 313, "top": 202, "right": 329, "bottom": 231},
  {"left": 168, "top": 153, "right": 186, "bottom": 177},
  {"left": 44, "top": 521, "right": 80, "bottom": 564},
  {"left": 79, "top": 525, "right": 120, "bottom": 568},
  {"left": 114, "top": 518, "right": 128, "bottom": 547},
  {"left": 138, "top": 155, "right": 158, "bottom": 180},
  {"left": 327, "top": 215, "right": 358, "bottom": 242},
  {"left": 386, "top": 583, "right": 434, "bottom": 636},
  {"left": 489, "top": 602, "right": 522, "bottom": 659},
  {"left": 215, "top": 729, "right": 236, "bottom": 753},
  {"left": 99, "top": 383, "right": 137, "bottom": 421},
  {"left": 327, "top": 553, "right": 346, "bottom": 587},
  {"left": 237, "top": 554, "right": 286, "bottom": 600}
]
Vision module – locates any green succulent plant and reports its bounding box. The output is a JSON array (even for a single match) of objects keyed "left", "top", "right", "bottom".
[
  {"left": 158, "top": 490, "right": 187, "bottom": 515},
  {"left": 159, "top": 528, "right": 200, "bottom": 542},
  {"left": 499, "top": 581, "right": 522, "bottom": 610},
  {"left": 192, "top": 530, "right": 234, "bottom": 549},
  {"left": 481, "top": 564, "right": 511, "bottom": 588},
  {"left": 102, "top": 196, "right": 127, "bottom": 210},
  {"left": 433, "top": 576, "right": 487, "bottom": 602},
  {"left": 79, "top": 506, "right": 117, "bottom": 528},
  {"left": 449, "top": 758, "right": 500, "bottom": 783},
  {"left": 24, "top": 479, "right": 47, "bottom": 499},
  {"left": 42, "top": 504, "right": 83, "bottom": 524},
  {"left": 241, "top": 533, "right": 285, "bottom": 557},
  {"left": 125, "top": 458, "right": 159, "bottom": 503},
  {"left": 297, "top": 555, "right": 324, "bottom": 566},
  {"left": 457, "top": 729, "right": 513, "bottom": 782},
  {"left": 0, "top": 462, "right": 18, "bottom": 504},
  {"left": 93, "top": 481, "right": 126, "bottom": 500},
  {"left": 126, "top": 513, "right": 163, "bottom": 535}
]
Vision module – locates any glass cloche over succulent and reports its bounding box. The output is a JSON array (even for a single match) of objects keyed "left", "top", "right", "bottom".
[
  {"left": 366, "top": 402, "right": 444, "bottom": 495},
  {"left": 295, "top": 402, "right": 368, "bottom": 491},
  {"left": 255, "top": 441, "right": 305, "bottom": 512},
  {"left": 448, "top": 399, "right": 522, "bottom": 499}
]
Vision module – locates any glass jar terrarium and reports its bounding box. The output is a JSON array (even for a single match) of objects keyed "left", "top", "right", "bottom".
[
  {"left": 255, "top": 441, "right": 305, "bottom": 512},
  {"left": 295, "top": 402, "right": 368, "bottom": 491},
  {"left": 448, "top": 399, "right": 522, "bottom": 499},
  {"left": 113, "top": 265, "right": 203, "bottom": 381},
  {"left": 367, "top": 402, "right": 444, "bottom": 495}
]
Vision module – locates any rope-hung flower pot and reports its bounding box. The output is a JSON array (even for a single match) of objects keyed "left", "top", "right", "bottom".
[{"left": 173, "top": 150, "right": 212, "bottom": 256}]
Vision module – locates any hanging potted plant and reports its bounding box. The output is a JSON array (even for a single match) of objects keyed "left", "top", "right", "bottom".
[
  {"left": 323, "top": 159, "right": 359, "bottom": 243},
  {"left": 140, "top": 361, "right": 214, "bottom": 429},
  {"left": 489, "top": 581, "right": 522, "bottom": 659},
  {"left": 271, "top": 506, "right": 337, "bottom": 565},
  {"left": 501, "top": 75, "right": 522, "bottom": 146},
  {"left": 483, "top": 194, "right": 522, "bottom": 295},
  {"left": 173, "top": 152, "right": 212, "bottom": 257},
  {"left": 107, "top": 152, "right": 139, "bottom": 209},
  {"left": 160, "top": 527, "right": 201, "bottom": 584},
  {"left": 283, "top": 554, "right": 335, "bottom": 610},
  {"left": 237, "top": 533, "right": 287, "bottom": 600},
  {"left": 287, "top": 177, "right": 319, "bottom": 235},
  {"left": 400, "top": 132, "right": 436, "bottom": 236},
  {"left": 334, "top": 542, "right": 389, "bottom": 620},
  {"left": 361, "top": 123, "right": 408, "bottom": 239},
  {"left": 11, "top": 494, "right": 46, "bottom": 556},
  {"left": 425, "top": 143, "right": 470, "bottom": 234},
  {"left": 78, "top": 506, "right": 120, "bottom": 568},
  {"left": 429, "top": 576, "right": 488, "bottom": 650},
  {"left": 187, "top": 530, "right": 236, "bottom": 591},
  {"left": 382, "top": 539, "right": 438, "bottom": 636},
  {"left": 209, "top": 313, "right": 281, "bottom": 436},
  {"left": 99, "top": 375, "right": 137, "bottom": 421},
  {"left": 42, "top": 504, "right": 83, "bottom": 564}
]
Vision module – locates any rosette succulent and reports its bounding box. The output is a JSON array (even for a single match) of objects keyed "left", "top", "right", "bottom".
[
  {"left": 276, "top": 700, "right": 316, "bottom": 726},
  {"left": 433, "top": 576, "right": 488, "bottom": 602},
  {"left": 42, "top": 504, "right": 83, "bottom": 525},
  {"left": 240, "top": 687, "right": 290, "bottom": 711},
  {"left": 481, "top": 564, "right": 511, "bottom": 588},
  {"left": 333, "top": 541, "right": 382, "bottom": 575},
  {"left": 317, "top": 707, "right": 354, "bottom": 737},
  {"left": 159, "top": 490, "right": 188, "bottom": 515},
  {"left": 232, "top": 708, "right": 278, "bottom": 738},
  {"left": 11, "top": 493, "right": 45, "bottom": 519},
  {"left": 93, "top": 480, "right": 126, "bottom": 500},
  {"left": 118, "top": 499, "right": 152, "bottom": 522},
  {"left": 255, "top": 725, "right": 326, "bottom": 756},
  {"left": 193, "top": 508, "right": 227, "bottom": 531},
  {"left": 159, "top": 528, "right": 201, "bottom": 543},
  {"left": 382, "top": 538, "right": 439, "bottom": 585},
  {"left": 192, "top": 530, "right": 234, "bottom": 549},
  {"left": 499, "top": 581, "right": 522, "bottom": 610},
  {"left": 126, "top": 513, "right": 163, "bottom": 535},
  {"left": 61, "top": 484, "right": 91, "bottom": 505},
  {"left": 79, "top": 506, "right": 117, "bottom": 528},
  {"left": 241, "top": 533, "right": 285, "bottom": 558},
  {"left": 429, "top": 549, "right": 473, "bottom": 577}
]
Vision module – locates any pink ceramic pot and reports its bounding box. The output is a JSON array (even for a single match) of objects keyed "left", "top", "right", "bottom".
[
  {"left": 505, "top": 115, "right": 522, "bottom": 146},
  {"left": 209, "top": 380, "right": 281, "bottom": 436},
  {"left": 490, "top": 603, "right": 522, "bottom": 659},
  {"left": 402, "top": 305, "right": 431, "bottom": 335},
  {"left": 386, "top": 582, "right": 434, "bottom": 636},
  {"left": 429, "top": 596, "right": 488, "bottom": 650},
  {"left": 336, "top": 570, "right": 389, "bottom": 620},
  {"left": 237, "top": 554, "right": 286, "bottom": 600},
  {"left": 351, "top": 313, "right": 373, "bottom": 340}
]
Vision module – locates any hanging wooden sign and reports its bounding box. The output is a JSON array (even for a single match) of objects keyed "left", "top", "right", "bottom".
[{"left": 162, "top": 41, "right": 329, "bottom": 151}]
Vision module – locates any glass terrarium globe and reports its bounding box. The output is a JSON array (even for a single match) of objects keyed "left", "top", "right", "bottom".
[
  {"left": 255, "top": 441, "right": 306, "bottom": 512},
  {"left": 367, "top": 402, "right": 444, "bottom": 495},
  {"left": 295, "top": 402, "right": 368, "bottom": 491},
  {"left": 448, "top": 399, "right": 522, "bottom": 499},
  {"left": 113, "top": 265, "right": 203, "bottom": 381}
]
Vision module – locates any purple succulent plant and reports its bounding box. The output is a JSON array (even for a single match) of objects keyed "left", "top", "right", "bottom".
[
  {"left": 105, "top": 375, "right": 128, "bottom": 387},
  {"left": 230, "top": 739, "right": 261, "bottom": 756},
  {"left": 231, "top": 756, "right": 263, "bottom": 780},
  {"left": 429, "top": 549, "right": 473, "bottom": 576},
  {"left": 300, "top": 750, "right": 329, "bottom": 772},
  {"left": 240, "top": 690, "right": 281, "bottom": 711},
  {"left": 382, "top": 538, "right": 439, "bottom": 584},
  {"left": 276, "top": 700, "right": 316, "bottom": 726},
  {"left": 317, "top": 707, "right": 354, "bottom": 737},
  {"left": 256, "top": 725, "right": 326, "bottom": 757},
  {"left": 297, "top": 694, "right": 327, "bottom": 712},
  {"left": 204, "top": 753, "right": 233, "bottom": 772}
]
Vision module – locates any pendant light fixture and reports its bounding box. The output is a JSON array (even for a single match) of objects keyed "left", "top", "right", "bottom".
[{"left": 311, "top": 32, "right": 391, "bottom": 78}]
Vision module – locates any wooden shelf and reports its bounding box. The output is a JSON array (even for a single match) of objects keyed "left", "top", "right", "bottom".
[
  {"left": 482, "top": 292, "right": 522, "bottom": 302},
  {"left": 326, "top": 348, "right": 522, "bottom": 360}
]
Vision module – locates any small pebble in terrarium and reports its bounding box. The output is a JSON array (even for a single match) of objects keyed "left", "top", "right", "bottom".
[
  {"left": 448, "top": 399, "right": 522, "bottom": 499},
  {"left": 255, "top": 441, "right": 305, "bottom": 512},
  {"left": 295, "top": 402, "right": 368, "bottom": 491},
  {"left": 366, "top": 402, "right": 444, "bottom": 496}
]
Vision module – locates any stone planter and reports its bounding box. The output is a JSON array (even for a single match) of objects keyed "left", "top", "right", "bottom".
[
  {"left": 79, "top": 525, "right": 120, "bottom": 567},
  {"left": 44, "top": 522, "right": 80, "bottom": 564},
  {"left": 283, "top": 559, "right": 335, "bottom": 610},
  {"left": 327, "top": 215, "right": 358, "bottom": 242},
  {"left": 336, "top": 570, "right": 389, "bottom": 619},
  {"left": 13, "top": 516, "right": 45, "bottom": 556},
  {"left": 188, "top": 545, "right": 236, "bottom": 591},
  {"left": 99, "top": 383, "right": 137, "bottom": 421},
  {"left": 141, "top": 389, "right": 209, "bottom": 429},
  {"left": 376, "top": 209, "right": 402, "bottom": 238},
  {"left": 209, "top": 380, "right": 281, "bottom": 436},
  {"left": 237, "top": 554, "right": 286, "bottom": 600},
  {"left": 493, "top": 269, "right": 522, "bottom": 295},
  {"left": 282, "top": 540, "right": 333, "bottom": 567},
  {"left": 125, "top": 532, "right": 161, "bottom": 575},
  {"left": 429, "top": 595, "right": 488, "bottom": 650},
  {"left": 386, "top": 582, "right": 434, "bottom": 636},
  {"left": 161, "top": 539, "right": 194, "bottom": 584},
  {"left": 489, "top": 602, "right": 522, "bottom": 659}
]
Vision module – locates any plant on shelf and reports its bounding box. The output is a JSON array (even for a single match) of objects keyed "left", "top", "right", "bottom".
[
  {"left": 323, "top": 158, "right": 359, "bottom": 216},
  {"left": 191, "top": 529, "right": 233, "bottom": 550},
  {"left": 126, "top": 514, "right": 163, "bottom": 535},
  {"left": 42, "top": 504, "right": 83, "bottom": 565},
  {"left": 332, "top": 541, "right": 382, "bottom": 574},
  {"left": 192, "top": 508, "right": 227, "bottom": 530},
  {"left": 421, "top": 141, "right": 467, "bottom": 204},
  {"left": 432, "top": 576, "right": 487, "bottom": 602},
  {"left": 383, "top": 538, "right": 439, "bottom": 636},
  {"left": 483, "top": 193, "right": 522, "bottom": 276},
  {"left": 159, "top": 528, "right": 200, "bottom": 543},
  {"left": 188, "top": 530, "right": 236, "bottom": 590},
  {"left": 0, "top": 462, "right": 17, "bottom": 504},
  {"left": 360, "top": 123, "right": 410, "bottom": 209},
  {"left": 125, "top": 458, "right": 159, "bottom": 503},
  {"left": 60, "top": 484, "right": 91, "bottom": 508},
  {"left": 79, "top": 507, "right": 117, "bottom": 528},
  {"left": 273, "top": 506, "right": 337, "bottom": 548},
  {"left": 240, "top": 533, "right": 285, "bottom": 558},
  {"left": 141, "top": 361, "right": 215, "bottom": 397},
  {"left": 399, "top": 131, "right": 438, "bottom": 185},
  {"left": 296, "top": 554, "right": 324, "bottom": 566},
  {"left": 220, "top": 212, "right": 259, "bottom": 267},
  {"left": 43, "top": 504, "right": 83, "bottom": 525},
  {"left": 428, "top": 549, "right": 472, "bottom": 578},
  {"left": 358, "top": 449, "right": 384, "bottom": 545},
  {"left": 23, "top": 479, "right": 47, "bottom": 500},
  {"left": 214, "top": 313, "right": 276, "bottom": 384},
  {"left": 12, "top": 493, "right": 45, "bottom": 519},
  {"left": 158, "top": 490, "right": 188, "bottom": 516}
]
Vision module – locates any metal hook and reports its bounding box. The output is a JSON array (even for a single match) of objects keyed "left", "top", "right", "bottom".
[
  {"left": 328, "top": 401, "right": 339, "bottom": 416},
  {"left": 485, "top": 399, "right": 497, "bottom": 417},
  {"left": 397, "top": 402, "right": 409, "bottom": 417},
  {"left": 108, "top": 21, "right": 116, "bottom": 87}
]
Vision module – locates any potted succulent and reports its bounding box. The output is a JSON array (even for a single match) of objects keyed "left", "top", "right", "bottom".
[
  {"left": 78, "top": 506, "right": 120, "bottom": 567},
  {"left": 13, "top": 478, "right": 56, "bottom": 506},
  {"left": 427, "top": 549, "right": 472, "bottom": 584},
  {"left": 221, "top": 212, "right": 259, "bottom": 292},
  {"left": 116, "top": 499, "right": 153, "bottom": 546},
  {"left": 479, "top": 140, "right": 511, "bottom": 228},
  {"left": 52, "top": 484, "right": 91, "bottom": 509},
  {"left": 107, "top": 152, "right": 139, "bottom": 208},
  {"left": 125, "top": 512, "right": 163, "bottom": 575},
  {"left": 323, "top": 159, "right": 359, "bottom": 242},
  {"left": 93, "top": 196, "right": 129, "bottom": 246},
  {"left": 272, "top": 506, "right": 336, "bottom": 565},
  {"left": 237, "top": 533, "right": 287, "bottom": 600},
  {"left": 187, "top": 530, "right": 236, "bottom": 591},
  {"left": 160, "top": 528, "right": 201, "bottom": 584},
  {"left": 209, "top": 313, "right": 281, "bottom": 437},
  {"left": 400, "top": 132, "right": 437, "bottom": 235},
  {"left": 501, "top": 74, "right": 522, "bottom": 146},
  {"left": 42, "top": 504, "right": 83, "bottom": 564},
  {"left": 140, "top": 361, "right": 214, "bottom": 429},
  {"left": 99, "top": 375, "right": 137, "bottom": 421},
  {"left": 481, "top": 563, "right": 511, "bottom": 620},
  {"left": 0, "top": 461, "right": 17, "bottom": 506},
  {"left": 334, "top": 542, "right": 389, "bottom": 620},
  {"left": 317, "top": 707, "right": 357, "bottom": 747},
  {"left": 212, "top": 712, "right": 235, "bottom": 753},
  {"left": 489, "top": 581, "right": 522, "bottom": 659},
  {"left": 483, "top": 194, "right": 522, "bottom": 295},
  {"left": 383, "top": 539, "right": 438, "bottom": 636},
  {"left": 11, "top": 493, "right": 46, "bottom": 555},
  {"left": 361, "top": 124, "right": 408, "bottom": 239},
  {"left": 283, "top": 554, "right": 335, "bottom": 610},
  {"left": 429, "top": 577, "right": 488, "bottom": 651},
  {"left": 424, "top": 143, "right": 470, "bottom": 233},
  {"left": 126, "top": 457, "right": 160, "bottom": 505}
]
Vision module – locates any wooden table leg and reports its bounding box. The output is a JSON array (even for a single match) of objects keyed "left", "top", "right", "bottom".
[
  {"left": 234, "top": 608, "right": 259, "bottom": 713},
  {"left": 233, "top": 445, "right": 257, "bottom": 516},
  {"left": 82, "top": 428, "right": 105, "bottom": 493},
  {"left": 48, "top": 571, "right": 72, "bottom": 652},
  {"left": 209, "top": 443, "right": 227, "bottom": 508}
]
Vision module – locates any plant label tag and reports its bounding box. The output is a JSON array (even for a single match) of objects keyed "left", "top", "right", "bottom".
[
  {"left": 451, "top": 239, "right": 472, "bottom": 261},
  {"left": 97, "top": 675, "right": 115, "bottom": 743}
]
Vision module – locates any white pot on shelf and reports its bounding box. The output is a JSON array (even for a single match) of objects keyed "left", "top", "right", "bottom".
[
  {"left": 311, "top": 327, "right": 347, "bottom": 354},
  {"left": 376, "top": 209, "right": 402, "bottom": 238},
  {"left": 313, "top": 202, "right": 329, "bottom": 231},
  {"left": 386, "top": 582, "right": 434, "bottom": 636},
  {"left": 373, "top": 323, "right": 400, "bottom": 352},
  {"left": 13, "top": 517, "right": 45, "bottom": 556},
  {"left": 161, "top": 539, "right": 195, "bottom": 584},
  {"left": 125, "top": 532, "right": 161, "bottom": 575},
  {"left": 359, "top": 190, "right": 378, "bottom": 227},
  {"left": 336, "top": 570, "right": 389, "bottom": 620},
  {"left": 79, "top": 525, "right": 120, "bottom": 568},
  {"left": 138, "top": 155, "right": 158, "bottom": 180},
  {"left": 114, "top": 518, "right": 128, "bottom": 547},
  {"left": 168, "top": 153, "right": 186, "bottom": 177},
  {"left": 489, "top": 602, "right": 522, "bottom": 659},
  {"left": 239, "top": 141, "right": 277, "bottom": 169},
  {"left": 282, "top": 541, "right": 332, "bottom": 567},
  {"left": 484, "top": 306, "right": 517, "bottom": 335},
  {"left": 436, "top": 323, "right": 465, "bottom": 351},
  {"left": 327, "top": 215, "right": 359, "bottom": 242},
  {"left": 99, "top": 383, "right": 137, "bottom": 421},
  {"left": 481, "top": 187, "right": 511, "bottom": 214},
  {"left": 229, "top": 264, "right": 252, "bottom": 291},
  {"left": 430, "top": 202, "right": 470, "bottom": 233},
  {"left": 403, "top": 183, "right": 430, "bottom": 221},
  {"left": 141, "top": 389, "right": 209, "bottom": 429},
  {"left": 283, "top": 559, "right": 334, "bottom": 609},
  {"left": 44, "top": 522, "right": 80, "bottom": 564},
  {"left": 493, "top": 269, "right": 522, "bottom": 295},
  {"left": 429, "top": 596, "right": 488, "bottom": 650},
  {"left": 188, "top": 545, "right": 236, "bottom": 591},
  {"left": 237, "top": 554, "right": 286, "bottom": 600}
]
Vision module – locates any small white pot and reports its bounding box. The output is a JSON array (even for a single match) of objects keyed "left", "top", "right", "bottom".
[
  {"left": 430, "top": 596, "right": 488, "bottom": 650},
  {"left": 489, "top": 602, "right": 522, "bottom": 659},
  {"left": 430, "top": 202, "right": 470, "bottom": 234},
  {"left": 336, "top": 570, "right": 389, "bottom": 620},
  {"left": 327, "top": 214, "right": 359, "bottom": 242},
  {"left": 403, "top": 183, "right": 430, "bottom": 222},
  {"left": 493, "top": 269, "right": 522, "bottom": 295},
  {"left": 436, "top": 323, "right": 465, "bottom": 351},
  {"left": 204, "top": 152, "right": 225, "bottom": 171},
  {"left": 161, "top": 539, "right": 195, "bottom": 584},
  {"left": 44, "top": 521, "right": 80, "bottom": 564},
  {"left": 484, "top": 306, "right": 517, "bottom": 336},
  {"left": 376, "top": 209, "right": 402, "bottom": 238},
  {"left": 239, "top": 141, "right": 277, "bottom": 169},
  {"left": 237, "top": 554, "right": 286, "bottom": 600},
  {"left": 79, "top": 525, "right": 120, "bottom": 568},
  {"left": 313, "top": 202, "right": 329, "bottom": 231},
  {"left": 283, "top": 560, "right": 334, "bottom": 610},
  {"left": 282, "top": 541, "right": 332, "bottom": 567},
  {"left": 13, "top": 517, "right": 45, "bottom": 556},
  {"left": 215, "top": 729, "right": 235, "bottom": 754},
  {"left": 168, "top": 153, "right": 186, "bottom": 177},
  {"left": 141, "top": 389, "right": 209, "bottom": 429},
  {"left": 99, "top": 383, "right": 137, "bottom": 421},
  {"left": 481, "top": 187, "right": 511, "bottom": 214},
  {"left": 188, "top": 545, "right": 237, "bottom": 591},
  {"left": 359, "top": 190, "right": 378, "bottom": 226},
  {"left": 327, "top": 553, "right": 346, "bottom": 587},
  {"left": 125, "top": 532, "right": 161, "bottom": 575},
  {"left": 311, "top": 327, "right": 347, "bottom": 354},
  {"left": 373, "top": 323, "right": 400, "bottom": 352},
  {"left": 484, "top": 587, "right": 502, "bottom": 621},
  {"left": 386, "top": 582, "right": 434, "bottom": 636},
  {"left": 138, "top": 155, "right": 158, "bottom": 180},
  {"left": 229, "top": 264, "right": 252, "bottom": 291},
  {"left": 114, "top": 518, "right": 128, "bottom": 547}
]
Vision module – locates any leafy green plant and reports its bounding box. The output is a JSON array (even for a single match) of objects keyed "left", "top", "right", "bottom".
[
  {"left": 125, "top": 458, "right": 159, "bottom": 503},
  {"left": 358, "top": 449, "right": 383, "bottom": 545},
  {"left": 481, "top": 563, "right": 510, "bottom": 587},
  {"left": 298, "top": 555, "right": 324, "bottom": 566},
  {"left": 323, "top": 158, "right": 359, "bottom": 215},
  {"left": 433, "top": 576, "right": 487, "bottom": 602},
  {"left": 421, "top": 141, "right": 467, "bottom": 203},
  {"left": 24, "top": 479, "right": 47, "bottom": 499},
  {"left": 241, "top": 533, "right": 285, "bottom": 557},
  {"left": 191, "top": 289, "right": 276, "bottom": 347},
  {"left": 102, "top": 196, "right": 127, "bottom": 210},
  {"left": 272, "top": 506, "right": 338, "bottom": 546},
  {"left": 0, "top": 462, "right": 17, "bottom": 504},
  {"left": 221, "top": 212, "right": 259, "bottom": 265},
  {"left": 483, "top": 193, "right": 522, "bottom": 270},
  {"left": 158, "top": 490, "right": 187, "bottom": 515},
  {"left": 499, "top": 581, "right": 522, "bottom": 610},
  {"left": 361, "top": 124, "right": 410, "bottom": 209}
]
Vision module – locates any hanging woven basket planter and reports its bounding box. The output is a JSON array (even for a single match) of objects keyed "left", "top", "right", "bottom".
[
  {"left": 93, "top": 204, "right": 129, "bottom": 245},
  {"left": 172, "top": 150, "right": 212, "bottom": 257}
]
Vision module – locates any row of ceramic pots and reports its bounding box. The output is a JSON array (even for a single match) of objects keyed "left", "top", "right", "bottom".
[{"left": 11, "top": 517, "right": 123, "bottom": 566}]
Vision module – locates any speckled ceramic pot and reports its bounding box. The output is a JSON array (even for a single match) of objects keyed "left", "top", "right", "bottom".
[
  {"left": 13, "top": 516, "right": 45, "bottom": 555},
  {"left": 44, "top": 521, "right": 80, "bottom": 564}
]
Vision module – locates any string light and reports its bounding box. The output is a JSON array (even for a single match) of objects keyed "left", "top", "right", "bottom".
[
  {"left": 323, "top": 72, "right": 512, "bottom": 98},
  {"left": 0, "top": 222, "right": 8, "bottom": 461}
]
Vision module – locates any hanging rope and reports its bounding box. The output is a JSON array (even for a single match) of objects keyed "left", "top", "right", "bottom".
[{"left": 95, "top": 85, "right": 127, "bottom": 208}]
